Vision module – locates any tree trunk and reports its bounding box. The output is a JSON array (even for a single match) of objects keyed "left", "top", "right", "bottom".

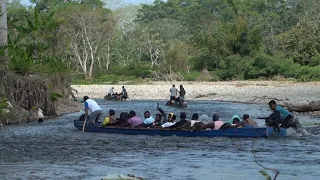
[
  {"left": 0, "top": 0, "right": 8, "bottom": 68},
  {"left": 284, "top": 101, "right": 320, "bottom": 112},
  {"left": 106, "top": 42, "right": 110, "bottom": 70}
]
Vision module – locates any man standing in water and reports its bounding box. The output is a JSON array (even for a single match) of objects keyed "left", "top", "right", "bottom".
[
  {"left": 83, "top": 96, "right": 102, "bottom": 123},
  {"left": 169, "top": 85, "right": 177, "bottom": 101},
  {"left": 121, "top": 86, "right": 128, "bottom": 101},
  {"left": 267, "top": 100, "right": 303, "bottom": 132},
  {"left": 179, "top": 85, "right": 186, "bottom": 103}
]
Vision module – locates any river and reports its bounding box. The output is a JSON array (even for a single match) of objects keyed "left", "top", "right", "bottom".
[{"left": 1, "top": 100, "right": 319, "bottom": 180}]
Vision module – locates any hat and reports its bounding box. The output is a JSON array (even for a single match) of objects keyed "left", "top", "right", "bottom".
[
  {"left": 213, "top": 113, "right": 219, "bottom": 122},
  {"left": 81, "top": 96, "right": 89, "bottom": 103}
]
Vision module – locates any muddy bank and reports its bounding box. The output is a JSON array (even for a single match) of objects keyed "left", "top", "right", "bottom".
[{"left": 0, "top": 99, "right": 82, "bottom": 125}]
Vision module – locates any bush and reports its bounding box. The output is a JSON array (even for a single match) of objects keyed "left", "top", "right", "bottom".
[
  {"left": 214, "top": 55, "right": 250, "bottom": 80},
  {"left": 108, "top": 62, "right": 152, "bottom": 78},
  {"left": 180, "top": 71, "right": 201, "bottom": 81}
]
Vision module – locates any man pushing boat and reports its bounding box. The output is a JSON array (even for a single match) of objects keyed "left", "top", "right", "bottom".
[{"left": 264, "top": 100, "right": 303, "bottom": 133}]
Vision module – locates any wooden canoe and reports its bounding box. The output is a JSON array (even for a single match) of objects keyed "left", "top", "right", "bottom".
[{"left": 74, "top": 120, "right": 286, "bottom": 138}]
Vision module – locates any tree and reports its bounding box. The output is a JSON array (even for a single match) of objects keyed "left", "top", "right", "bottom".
[
  {"left": 59, "top": 5, "right": 115, "bottom": 80},
  {"left": 0, "top": 0, "right": 8, "bottom": 68}
]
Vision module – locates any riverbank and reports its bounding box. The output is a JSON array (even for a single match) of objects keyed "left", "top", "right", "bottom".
[
  {"left": 0, "top": 99, "right": 82, "bottom": 125},
  {"left": 71, "top": 81, "right": 320, "bottom": 104}
]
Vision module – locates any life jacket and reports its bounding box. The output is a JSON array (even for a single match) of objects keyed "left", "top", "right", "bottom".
[{"left": 102, "top": 117, "right": 110, "bottom": 126}]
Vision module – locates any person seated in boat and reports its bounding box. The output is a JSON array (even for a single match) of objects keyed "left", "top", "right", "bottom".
[
  {"left": 121, "top": 110, "right": 143, "bottom": 128},
  {"left": 242, "top": 114, "right": 258, "bottom": 128},
  {"left": 267, "top": 100, "right": 302, "bottom": 131},
  {"left": 205, "top": 113, "right": 225, "bottom": 130},
  {"left": 157, "top": 103, "right": 173, "bottom": 123},
  {"left": 179, "top": 113, "right": 206, "bottom": 129},
  {"left": 161, "top": 115, "right": 177, "bottom": 128},
  {"left": 170, "top": 112, "right": 189, "bottom": 129},
  {"left": 107, "top": 87, "right": 114, "bottom": 98},
  {"left": 153, "top": 114, "right": 163, "bottom": 128},
  {"left": 102, "top": 109, "right": 117, "bottom": 127},
  {"left": 140, "top": 111, "right": 155, "bottom": 128},
  {"left": 82, "top": 96, "right": 102, "bottom": 123},
  {"left": 229, "top": 115, "right": 243, "bottom": 128}
]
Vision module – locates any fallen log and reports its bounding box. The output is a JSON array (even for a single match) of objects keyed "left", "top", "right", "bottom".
[{"left": 284, "top": 101, "right": 320, "bottom": 112}]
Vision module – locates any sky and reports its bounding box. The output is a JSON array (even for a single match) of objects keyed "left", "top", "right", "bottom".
[{"left": 20, "top": 0, "right": 155, "bottom": 6}]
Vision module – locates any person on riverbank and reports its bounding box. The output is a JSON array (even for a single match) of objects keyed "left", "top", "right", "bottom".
[
  {"left": 121, "top": 86, "right": 128, "bottom": 101},
  {"left": 38, "top": 108, "right": 44, "bottom": 123},
  {"left": 169, "top": 85, "right": 177, "bottom": 101},
  {"left": 267, "top": 100, "right": 303, "bottom": 131},
  {"left": 82, "top": 96, "right": 102, "bottom": 123}
]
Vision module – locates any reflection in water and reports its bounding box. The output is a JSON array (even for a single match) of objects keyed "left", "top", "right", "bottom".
[{"left": 0, "top": 100, "right": 319, "bottom": 180}]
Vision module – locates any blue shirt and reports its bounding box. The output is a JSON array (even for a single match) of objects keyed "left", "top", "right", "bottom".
[
  {"left": 276, "top": 105, "right": 292, "bottom": 120},
  {"left": 143, "top": 117, "right": 155, "bottom": 125}
]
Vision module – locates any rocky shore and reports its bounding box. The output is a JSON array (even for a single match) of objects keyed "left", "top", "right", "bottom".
[{"left": 71, "top": 81, "right": 320, "bottom": 104}]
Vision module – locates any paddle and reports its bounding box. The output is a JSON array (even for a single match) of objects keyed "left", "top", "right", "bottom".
[
  {"left": 82, "top": 116, "right": 87, "bottom": 132},
  {"left": 258, "top": 117, "right": 268, "bottom": 119}
]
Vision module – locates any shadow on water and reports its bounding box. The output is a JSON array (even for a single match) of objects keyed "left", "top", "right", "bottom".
[{"left": 0, "top": 100, "right": 320, "bottom": 180}]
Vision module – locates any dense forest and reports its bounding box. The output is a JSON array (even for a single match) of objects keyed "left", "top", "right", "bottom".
[{"left": 1, "top": 0, "right": 320, "bottom": 83}]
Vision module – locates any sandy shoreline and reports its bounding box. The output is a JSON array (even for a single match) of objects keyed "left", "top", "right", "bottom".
[{"left": 71, "top": 81, "right": 320, "bottom": 104}]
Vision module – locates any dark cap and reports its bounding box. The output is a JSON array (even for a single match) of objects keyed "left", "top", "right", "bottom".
[
  {"left": 213, "top": 113, "right": 219, "bottom": 122},
  {"left": 243, "top": 114, "right": 250, "bottom": 120},
  {"left": 81, "top": 96, "right": 89, "bottom": 103}
]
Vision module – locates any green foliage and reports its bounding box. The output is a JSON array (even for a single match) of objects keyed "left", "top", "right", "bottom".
[
  {"left": 108, "top": 63, "right": 153, "bottom": 79},
  {"left": 50, "top": 92, "right": 63, "bottom": 102},
  {"left": 0, "top": 98, "right": 7, "bottom": 109},
  {"left": 180, "top": 71, "right": 201, "bottom": 81},
  {"left": 5, "top": 0, "right": 320, "bottom": 82},
  {"left": 259, "top": 170, "right": 272, "bottom": 180}
]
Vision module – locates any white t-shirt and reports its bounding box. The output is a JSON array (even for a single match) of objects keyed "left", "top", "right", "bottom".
[
  {"left": 38, "top": 108, "right": 44, "bottom": 118},
  {"left": 161, "top": 122, "right": 176, "bottom": 128},
  {"left": 170, "top": 87, "right": 177, "bottom": 97},
  {"left": 85, "top": 99, "right": 102, "bottom": 112},
  {"left": 190, "top": 120, "right": 200, "bottom": 127},
  {"left": 108, "top": 88, "right": 114, "bottom": 94}
]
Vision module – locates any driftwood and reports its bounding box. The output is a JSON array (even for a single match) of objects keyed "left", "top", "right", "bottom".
[{"left": 284, "top": 101, "right": 320, "bottom": 112}]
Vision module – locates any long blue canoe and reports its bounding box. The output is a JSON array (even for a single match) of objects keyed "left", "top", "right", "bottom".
[{"left": 74, "top": 120, "right": 286, "bottom": 138}]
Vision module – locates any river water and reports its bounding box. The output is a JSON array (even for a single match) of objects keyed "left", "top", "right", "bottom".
[{"left": 1, "top": 100, "right": 319, "bottom": 180}]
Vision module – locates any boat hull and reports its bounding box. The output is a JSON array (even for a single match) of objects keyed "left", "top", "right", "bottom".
[{"left": 74, "top": 120, "right": 286, "bottom": 138}]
